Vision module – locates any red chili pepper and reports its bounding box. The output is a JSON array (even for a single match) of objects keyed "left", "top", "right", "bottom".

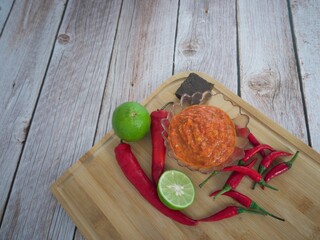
[
  {"left": 235, "top": 125, "right": 250, "bottom": 138},
  {"left": 239, "top": 144, "right": 275, "bottom": 165},
  {"left": 210, "top": 190, "right": 285, "bottom": 221},
  {"left": 248, "top": 133, "right": 266, "bottom": 157},
  {"left": 200, "top": 143, "right": 271, "bottom": 188},
  {"left": 259, "top": 151, "right": 292, "bottom": 173},
  {"left": 198, "top": 153, "right": 258, "bottom": 189},
  {"left": 263, "top": 151, "right": 299, "bottom": 186},
  {"left": 210, "top": 158, "right": 257, "bottom": 199},
  {"left": 114, "top": 142, "right": 198, "bottom": 226},
  {"left": 252, "top": 150, "right": 292, "bottom": 189},
  {"left": 222, "top": 165, "right": 278, "bottom": 191},
  {"left": 151, "top": 109, "right": 168, "bottom": 184},
  {"left": 199, "top": 206, "right": 265, "bottom": 222},
  {"left": 248, "top": 132, "right": 260, "bottom": 146}
]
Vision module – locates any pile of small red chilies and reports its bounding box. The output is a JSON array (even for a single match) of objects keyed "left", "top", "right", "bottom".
[
  {"left": 201, "top": 132, "right": 300, "bottom": 222},
  {"left": 114, "top": 107, "right": 299, "bottom": 225}
]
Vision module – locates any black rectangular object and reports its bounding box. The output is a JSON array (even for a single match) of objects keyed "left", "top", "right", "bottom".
[{"left": 175, "top": 73, "right": 214, "bottom": 99}]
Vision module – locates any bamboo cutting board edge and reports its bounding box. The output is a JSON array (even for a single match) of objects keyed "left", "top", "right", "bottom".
[{"left": 51, "top": 71, "right": 320, "bottom": 239}]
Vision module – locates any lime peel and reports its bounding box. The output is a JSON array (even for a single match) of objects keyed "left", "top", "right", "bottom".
[{"left": 112, "top": 101, "right": 151, "bottom": 142}]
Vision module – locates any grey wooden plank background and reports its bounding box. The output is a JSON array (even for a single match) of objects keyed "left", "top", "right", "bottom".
[
  {"left": 0, "top": 0, "right": 66, "bottom": 225},
  {"left": 290, "top": 0, "right": 320, "bottom": 150},
  {"left": 0, "top": 0, "right": 15, "bottom": 34},
  {"left": 174, "top": 0, "right": 238, "bottom": 93},
  {"left": 238, "top": 0, "right": 307, "bottom": 142},
  {"left": 0, "top": 0, "right": 319, "bottom": 239}
]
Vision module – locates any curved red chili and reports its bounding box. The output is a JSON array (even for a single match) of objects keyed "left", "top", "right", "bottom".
[
  {"left": 259, "top": 151, "right": 292, "bottom": 173},
  {"left": 264, "top": 151, "right": 299, "bottom": 186},
  {"left": 222, "top": 165, "right": 278, "bottom": 191},
  {"left": 239, "top": 144, "right": 275, "bottom": 165},
  {"left": 199, "top": 206, "right": 265, "bottom": 222},
  {"left": 200, "top": 143, "right": 271, "bottom": 188},
  {"left": 114, "top": 142, "right": 198, "bottom": 226},
  {"left": 248, "top": 133, "right": 266, "bottom": 157},
  {"left": 198, "top": 151, "right": 258, "bottom": 188},
  {"left": 210, "top": 190, "right": 285, "bottom": 221},
  {"left": 235, "top": 125, "right": 250, "bottom": 138},
  {"left": 211, "top": 158, "right": 257, "bottom": 199},
  {"left": 248, "top": 132, "right": 260, "bottom": 146},
  {"left": 151, "top": 109, "right": 168, "bottom": 184},
  {"left": 253, "top": 150, "right": 292, "bottom": 189}
]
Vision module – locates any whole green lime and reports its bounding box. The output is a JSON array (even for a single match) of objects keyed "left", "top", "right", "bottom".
[{"left": 112, "top": 102, "right": 151, "bottom": 142}]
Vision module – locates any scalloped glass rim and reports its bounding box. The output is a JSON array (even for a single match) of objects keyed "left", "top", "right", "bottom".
[{"left": 161, "top": 91, "right": 250, "bottom": 174}]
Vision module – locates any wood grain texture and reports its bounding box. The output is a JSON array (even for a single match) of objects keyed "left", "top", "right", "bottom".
[
  {"left": 0, "top": 0, "right": 14, "bottom": 34},
  {"left": 83, "top": 1, "right": 179, "bottom": 238},
  {"left": 0, "top": 0, "right": 65, "bottom": 221},
  {"left": 51, "top": 72, "right": 320, "bottom": 240},
  {"left": 290, "top": 0, "right": 320, "bottom": 152},
  {"left": 94, "top": 0, "right": 179, "bottom": 143},
  {"left": 174, "top": 0, "right": 238, "bottom": 93},
  {"left": 0, "top": 0, "right": 121, "bottom": 239},
  {"left": 238, "top": 0, "right": 308, "bottom": 143},
  {"left": 1, "top": 1, "right": 319, "bottom": 239}
]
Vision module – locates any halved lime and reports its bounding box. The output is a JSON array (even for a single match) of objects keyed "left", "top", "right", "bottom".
[{"left": 157, "top": 170, "right": 195, "bottom": 210}]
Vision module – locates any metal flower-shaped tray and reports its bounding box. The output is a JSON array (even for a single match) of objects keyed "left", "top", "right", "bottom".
[{"left": 161, "top": 91, "right": 250, "bottom": 173}]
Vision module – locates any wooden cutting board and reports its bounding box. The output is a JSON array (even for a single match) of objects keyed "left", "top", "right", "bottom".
[{"left": 51, "top": 72, "right": 320, "bottom": 240}]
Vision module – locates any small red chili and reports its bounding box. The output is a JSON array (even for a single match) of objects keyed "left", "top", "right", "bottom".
[
  {"left": 235, "top": 125, "right": 250, "bottom": 138},
  {"left": 198, "top": 150, "right": 258, "bottom": 188},
  {"left": 114, "top": 142, "right": 198, "bottom": 226},
  {"left": 199, "top": 206, "right": 265, "bottom": 222},
  {"left": 222, "top": 165, "right": 278, "bottom": 191},
  {"left": 151, "top": 109, "right": 168, "bottom": 184},
  {"left": 210, "top": 190, "right": 285, "bottom": 221},
  {"left": 210, "top": 158, "right": 257, "bottom": 199},
  {"left": 239, "top": 144, "right": 275, "bottom": 165},
  {"left": 248, "top": 133, "right": 266, "bottom": 157},
  {"left": 259, "top": 151, "right": 292, "bottom": 174},
  {"left": 253, "top": 150, "right": 292, "bottom": 189},
  {"left": 263, "top": 151, "right": 299, "bottom": 187}
]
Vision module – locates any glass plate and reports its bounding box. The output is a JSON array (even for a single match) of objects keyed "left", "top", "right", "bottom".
[{"left": 161, "top": 91, "right": 250, "bottom": 173}]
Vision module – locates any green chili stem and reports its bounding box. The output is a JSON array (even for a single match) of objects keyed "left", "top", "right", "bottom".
[
  {"left": 199, "top": 171, "right": 219, "bottom": 188},
  {"left": 253, "top": 165, "right": 265, "bottom": 189},
  {"left": 160, "top": 101, "right": 174, "bottom": 110},
  {"left": 237, "top": 207, "right": 266, "bottom": 216},
  {"left": 252, "top": 182, "right": 257, "bottom": 189},
  {"left": 260, "top": 180, "right": 278, "bottom": 191},
  {"left": 286, "top": 151, "right": 299, "bottom": 169},
  {"left": 212, "top": 185, "right": 232, "bottom": 199},
  {"left": 250, "top": 202, "right": 285, "bottom": 221}
]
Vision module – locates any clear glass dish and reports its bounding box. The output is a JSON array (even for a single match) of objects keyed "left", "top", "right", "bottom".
[{"left": 161, "top": 91, "right": 250, "bottom": 174}]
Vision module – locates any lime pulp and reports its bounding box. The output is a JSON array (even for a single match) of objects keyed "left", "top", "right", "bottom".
[{"left": 157, "top": 170, "right": 195, "bottom": 210}]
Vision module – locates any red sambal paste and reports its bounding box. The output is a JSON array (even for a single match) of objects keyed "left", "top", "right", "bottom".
[{"left": 168, "top": 105, "right": 236, "bottom": 169}]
